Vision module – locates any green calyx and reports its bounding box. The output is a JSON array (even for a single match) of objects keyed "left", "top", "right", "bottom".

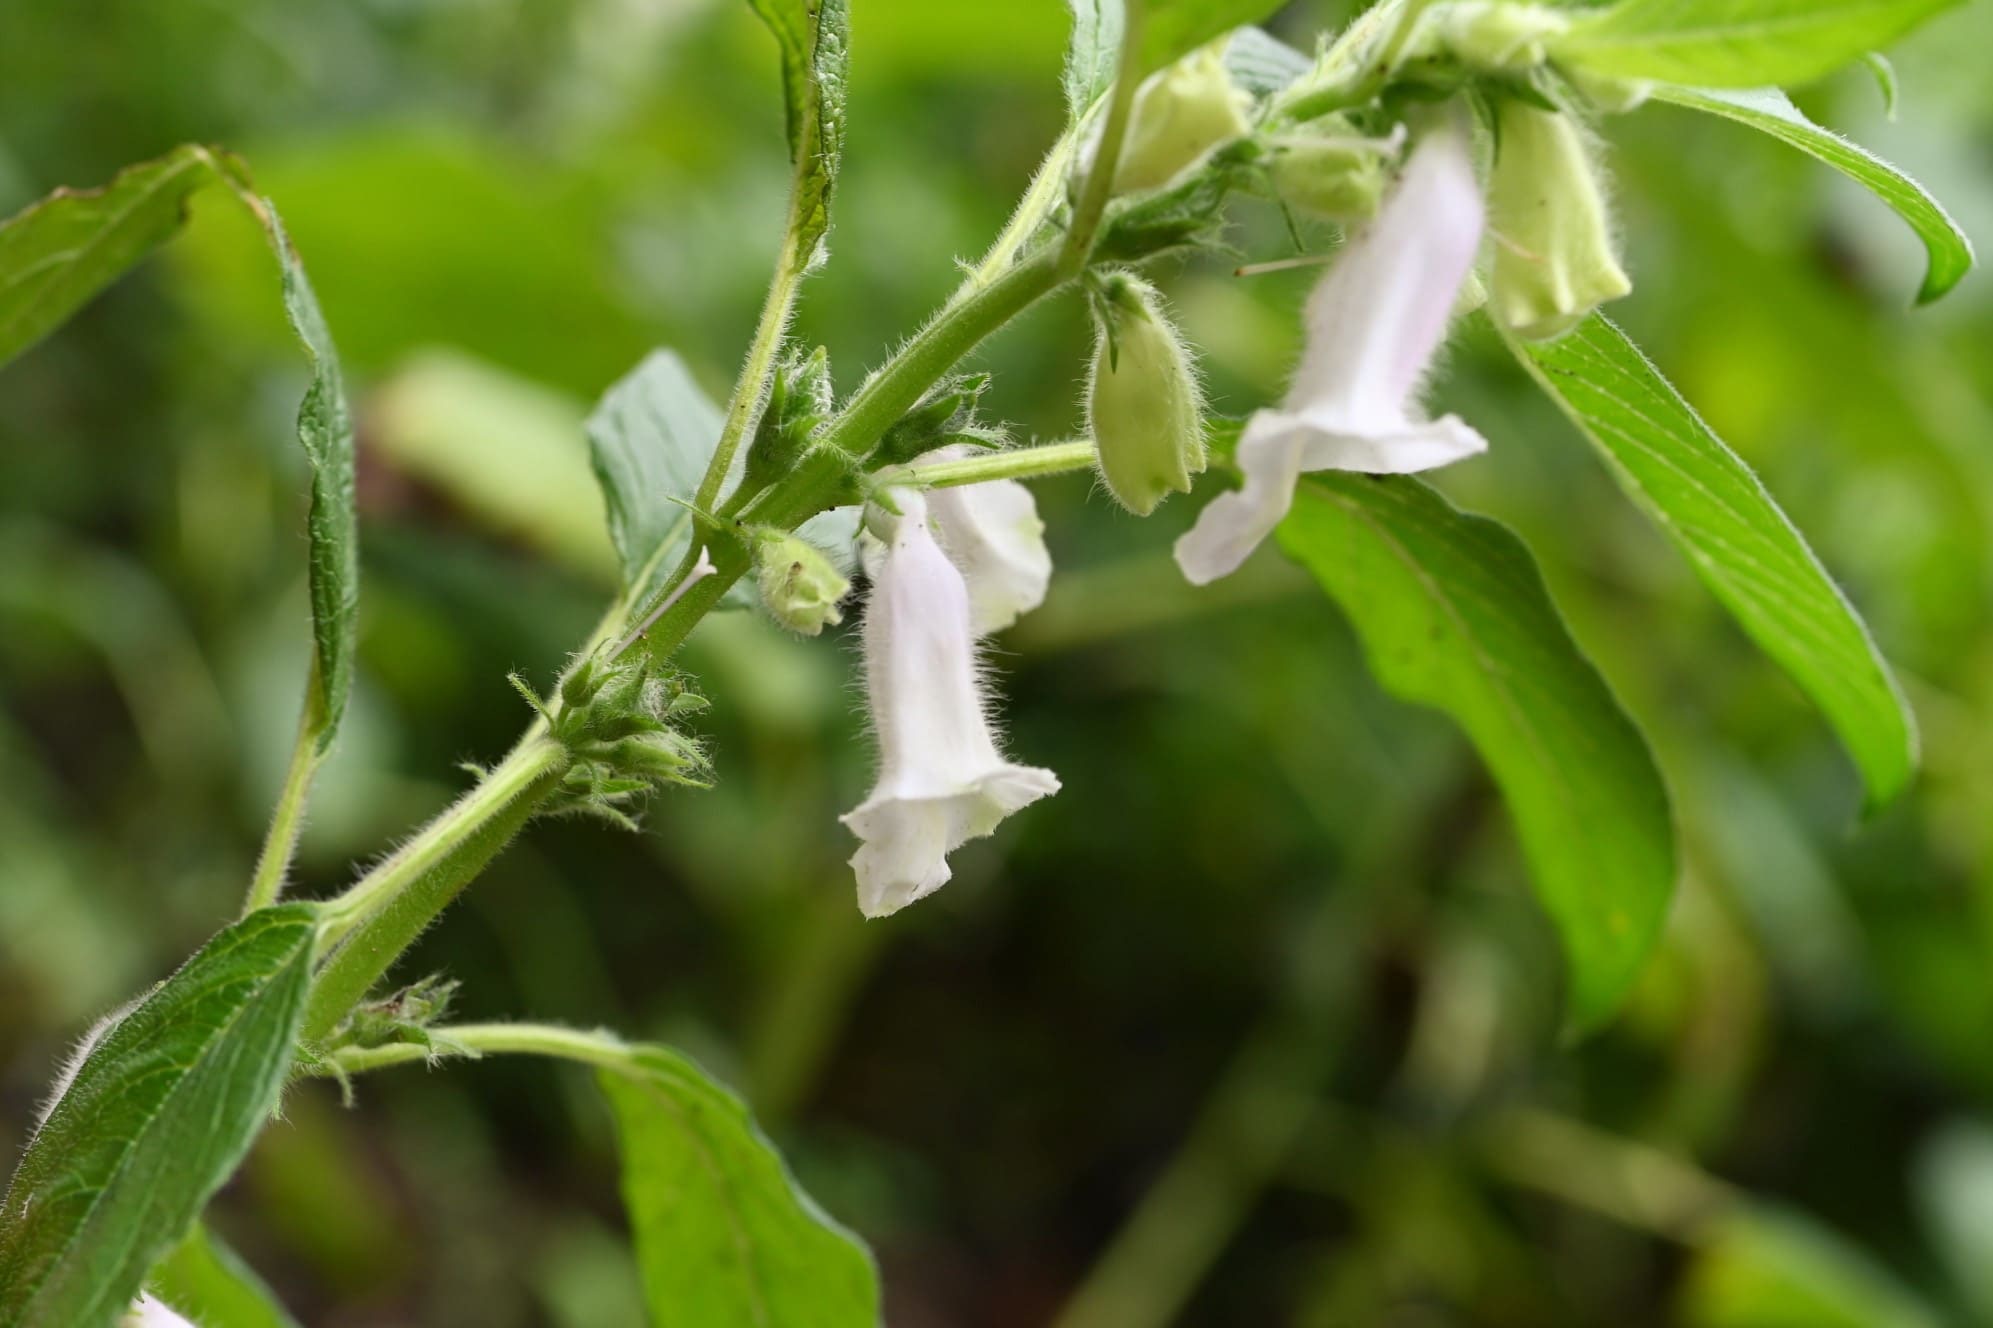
[
  {"left": 1086, "top": 272, "right": 1206, "bottom": 517},
  {"left": 1487, "top": 98, "right": 1632, "bottom": 340},
  {"left": 524, "top": 649, "right": 712, "bottom": 829},
  {"left": 751, "top": 527, "right": 852, "bottom": 636},
  {"left": 1112, "top": 43, "right": 1255, "bottom": 197}
]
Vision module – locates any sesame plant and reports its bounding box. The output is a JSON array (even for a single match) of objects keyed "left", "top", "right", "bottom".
[{"left": 0, "top": 0, "right": 1975, "bottom": 1323}]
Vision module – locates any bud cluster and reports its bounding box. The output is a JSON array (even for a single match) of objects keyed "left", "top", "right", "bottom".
[{"left": 528, "top": 648, "right": 711, "bottom": 828}]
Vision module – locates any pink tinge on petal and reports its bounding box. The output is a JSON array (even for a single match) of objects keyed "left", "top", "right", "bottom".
[{"left": 1285, "top": 122, "right": 1486, "bottom": 422}]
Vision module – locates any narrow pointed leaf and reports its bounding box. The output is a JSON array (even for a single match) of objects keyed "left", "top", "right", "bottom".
[
  {"left": 1141, "top": 1, "right": 1289, "bottom": 74},
  {"left": 0, "top": 148, "right": 359, "bottom": 750},
  {"left": 600, "top": 1044, "right": 879, "bottom": 1326},
  {"left": 0, "top": 905, "right": 318, "bottom": 1327},
  {"left": 148, "top": 1223, "right": 300, "bottom": 1328},
  {"left": 1514, "top": 316, "right": 1916, "bottom": 807},
  {"left": 1064, "top": 0, "right": 1126, "bottom": 113},
  {"left": 1554, "top": 0, "right": 1964, "bottom": 89},
  {"left": 0, "top": 145, "right": 246, "bottom": 369},
  {"left": 744, "top": 0, "right": 848, "bottom": 265},
  {"left": 245, "top": 200, "right": 358, "bottom": 747},
  {"left": 1649, "top": 84, "right": 1973, "bottom": 304},
  {"left": 1280, "top": 475, "right": 1675, "bottom": 1031}
]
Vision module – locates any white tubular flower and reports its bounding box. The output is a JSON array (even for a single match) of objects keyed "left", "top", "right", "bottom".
[
  {"left": 898, "top": 446, "right": 1051, "bottom": 636},
  {"left": 842, "top": 490, "right": 1059, "bottom": 917},
  {"left": 1174, "top": 123, "right": 1489, "bottom": 586},
  {"left": 123, "top": 1295, "right": 196, "bottom": 1327}
]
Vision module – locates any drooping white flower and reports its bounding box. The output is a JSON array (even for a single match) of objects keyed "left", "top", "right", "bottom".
[
  {"left": 1174, "top": 123, "right": 1489, "bottom": 586},
  {"left": 869, "top": 447, "right": 1052, "bottom": 636},
  {"left": 123, "top": 1295, "right": 197, "bottom": 1328},
  {"left": 842, "top": 490, "right": 1059, "bottom": 917}
]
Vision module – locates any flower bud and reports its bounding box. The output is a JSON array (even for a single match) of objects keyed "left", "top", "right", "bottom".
[
  {"left": 753, "top": 529, "right": 851, "bottom": 635},
  {"left": 1486, "top": 101, "right": 1632, "bottom": 340},
  {"left": 1268, "top": 129, "right": 1392, "bottom": 222},
  {"left": 1110, "top": 45, "right": 1254, "bottom": 196},
  {"left": 1414, "top": 1, "right": 1569, "bottom": 71},
  {"left": 1087, "top": 275, "right": 1206, "bottom": 517}
]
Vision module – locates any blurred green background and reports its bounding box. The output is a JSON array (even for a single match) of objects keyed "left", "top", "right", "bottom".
[{"left": 3, "top": 1, "right": 1992, "bottom": 1324}]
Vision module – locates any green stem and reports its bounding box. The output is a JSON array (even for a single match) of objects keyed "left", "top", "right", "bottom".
[
  {"left": 694, "top": 233, "right": 808, "bottom": 516},
  {"left": 242, "top": 683, "right": 326, "bottom": 915},
  {"left": 310, "top": 1020, "right": 636, "bottom": 1077},
  {"left": 637, "top": 246, "right": 1076, "bottom": 664},
  {"left": 1062, "top": 2, "right": 1144, "bottom": 269},
  {"left": 960, "top": 129, "right": 1084, "bottom": 297},
  {"left": 302, "top": 737, "right": 570, "bottom": 1043},
  {"left": 881, "top": 438, "right": 1097, "bottom": 490}
]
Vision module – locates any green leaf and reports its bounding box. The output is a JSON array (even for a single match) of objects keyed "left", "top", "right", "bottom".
[
  {"left": 745, "top": 0, "right": 848, "bottom": 265},
  {"left": 0, "top": 149, "right": 360, "bottom": 749},
  {"left": 1512, "top": 315, "right": 1917, "bottom": 808},
  {"left": 0, "top": 905, "right": 318, "bottom": 1327},
  {"left": 586, "top": 349, "right": 729, "bottom": 609},
  {"left": 0, "top": 145, "right": 246, "bottom": 370},
  {"left": 1140, "top": 0, "right": 1289, "bottom": 74},
  {"left": 1064, "top": 0, "right": 1126, "bottom": 113},
  {"left": 1554, "top": 0, "right": 1964, "bottom": 89},
  {"left": 1279, "top": 475, "right": 1675, "bottom": 1032},
  {"left": 599, "top": 1044, "right": 879, "bottom": 1327},
  {"left": 585, "top": 351, "right": 856, "bottom": 613},
  {"left": 148, "top": 1223, "right": 300, "bottom": 1328},
  {"left": 1224, "top": 26, "right": 1314, "bottom": 97},
  {"left": 1682, "top": 1203, "right": 1941, "bottom": 1328},
  {"left": 1647, "top": 84, "right": 1973, "bottom": 303},
  {"left": 1064, "top": 0, "right": 1290, "bottom": 104},
  {"left": 247, "top": 200, "right": 359, "bottom": 748}
]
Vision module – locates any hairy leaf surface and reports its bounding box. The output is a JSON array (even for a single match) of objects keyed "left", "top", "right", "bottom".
[{"left": 0, "top": 906, "right": 317, "bottom": 1327}]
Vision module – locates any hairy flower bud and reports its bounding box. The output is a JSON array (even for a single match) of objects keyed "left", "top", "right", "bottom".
[
  {"left": 1413, "top": 1, "right": 1569, "bottom": 71},
  {"left": 752, "top": 528, "right": 851, "bottom": 635},
  {"left": 1087, "top": 274, "right": 1206, "bottom": 516},
  {"left": 1487, "top": 101, "right": 1632, "bottom": 340},
  {"left": 1110, "top": 45, "right": 1254, "bottom": 196},
  {"left": 1268, "top": 128, "right": 1393, "bottom": 222}
]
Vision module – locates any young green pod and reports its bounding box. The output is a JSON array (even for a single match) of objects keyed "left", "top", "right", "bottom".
[
  {"left": 1086, "top": 274, "right": 1206, "bottom": 517},
  {"left": 1487, "top": 100, "right": 1632, "bottom": 340},
  {"left": 1110, "top": 45, "right": 1254, "bottom": 196},
  {"left": 752, "top": 529, "right": 851, "bottom": 636}
]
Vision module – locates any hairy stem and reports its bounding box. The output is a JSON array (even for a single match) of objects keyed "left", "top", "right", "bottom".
[
  {"left": 242, "top": 681, "right": 326, "bottom": 915},
  {"left": 882, "top": 438, "right": 1097, "bottom": 489},
  {"left": 636, "top": 245, "right": 1076, "bottom": 663},
  {"left": 1063, "top": 3, "right": 1144, "bottom": 269},
  {"left": 301, "top": 737, "right": 570, "bottom": 1042},
  {"left": 310, "top": 1020, "right": 636, "bottom": 1077}
]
